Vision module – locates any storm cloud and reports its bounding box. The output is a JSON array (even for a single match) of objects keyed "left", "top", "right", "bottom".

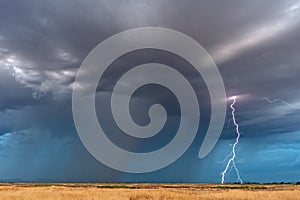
[{"left": 0, "top": 0, "right": 300, "bottom": 182}]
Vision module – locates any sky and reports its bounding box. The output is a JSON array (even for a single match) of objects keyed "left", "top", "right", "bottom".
[{"left": 0, "top": 0, "right": 300, "bottom": 183}]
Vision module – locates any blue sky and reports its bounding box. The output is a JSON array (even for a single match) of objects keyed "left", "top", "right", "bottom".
[{"left": 0, "top": 0, "right": 300, "bottom": 183}]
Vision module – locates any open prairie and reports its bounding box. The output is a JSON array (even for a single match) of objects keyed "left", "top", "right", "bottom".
[{"left": 0, "top": 183, "right": 299, "bottom": 200}]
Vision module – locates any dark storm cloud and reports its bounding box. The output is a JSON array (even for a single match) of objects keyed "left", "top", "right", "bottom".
[
  {"left": 0, "top": 0, "right": 300, "bottom": 182},
  {"left": 0, "top": 67, "right": 38, "bottom": 111},
  {"left": 1, "top": 0, "right": 299, "bottom": 106}
]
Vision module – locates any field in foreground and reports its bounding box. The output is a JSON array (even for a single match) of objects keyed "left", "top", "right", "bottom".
[{"left": 0, "top": 183, "right": 300, "bottom": 200}]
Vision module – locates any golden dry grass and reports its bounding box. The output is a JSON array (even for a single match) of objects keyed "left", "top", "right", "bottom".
[{"left": 0, "top": 183, "right": 299, "bottom": 200}]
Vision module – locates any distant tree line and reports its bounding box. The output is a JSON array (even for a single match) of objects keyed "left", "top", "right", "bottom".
[{"left": 235, "top": 182, "right": 300, "bottom": 185}]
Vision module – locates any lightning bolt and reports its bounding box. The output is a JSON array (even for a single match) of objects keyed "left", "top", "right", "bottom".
[
  {"left": 262, "top": 97, "right": 298, "bottom": 110},
  {"left": 219, "top": 96, "right": 297, "bottom": 183},
  {"left": 221, "top": 96, "right": 243, "bottom": 184}
]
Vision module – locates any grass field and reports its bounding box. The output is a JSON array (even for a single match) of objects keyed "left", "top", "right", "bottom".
[{"left": 0, "top": 183, "right": 299, "bottom": 200}]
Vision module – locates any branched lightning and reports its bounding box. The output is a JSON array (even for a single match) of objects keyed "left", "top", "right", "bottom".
[
  {"left": 219, "top": 96, "right": 297, "bottom": 183},
  {"left": 221, "top": 96, "right": 243, "bottom": 184},
  {"left": 217, "top": 152, "right": 232, "bottom": 164},
  {"left": 262, "top": 97, "right": 298, "bottom": 110}
]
